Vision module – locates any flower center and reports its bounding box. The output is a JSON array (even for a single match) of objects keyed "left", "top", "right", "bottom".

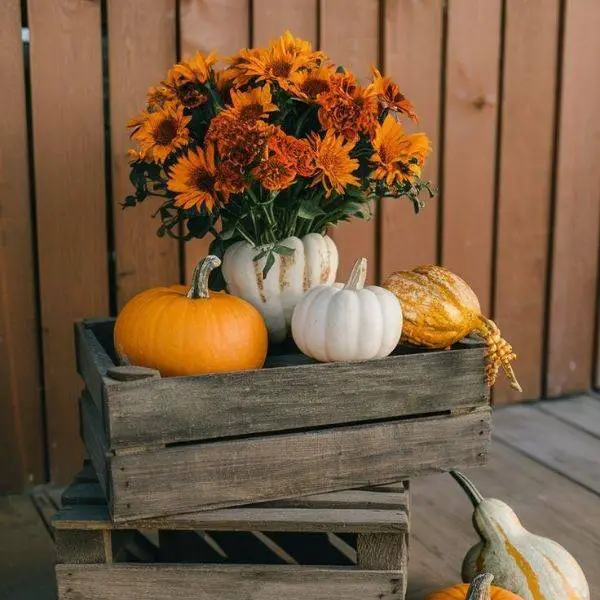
[
  {"left": 270, "top": 59, "right": 293, "bottom": 78},
  {"left": 189, "top": 167, "right": 214, "bottom": 192},
  {"left": 155, "top": 118, "right": 178, "bottom": 145},
  {"left": 238, "top": 103, "right": 264, "bottom": 121},
  {"left": 302, "top": 78, "right": 330, "bottom": 98}
]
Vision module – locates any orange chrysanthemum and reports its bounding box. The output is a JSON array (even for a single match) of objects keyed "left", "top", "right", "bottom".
[
  {"left": 371, "top": 115, "right": 431, "bottom": 185},
  {"left": 309, "top": 129, "right": 359, "bottom": 196},
  {"left": 164, "top": 51, "right": 216, "bottom": 109},
  {"left": 206, "top": 113, "right": 274, "bottom": 167},
  {"left": 229, "top": 32, "right": 321, "bottom": 90},
  {"left": 318, "top": 73, "right": 378, "bottom": 142},
  {"left": 167, "top": 144, "right": 221, "bottom": 212},
  {"left": 252, "top": 155, "right": 297, "bottom": 191},
  {"left": 269, "top": 129, "right": 316, "bottom": 177},
  {"left": 130, "top": 104, "right": 191, "bottom": 163},
  {"left": 230, "top": 84, "right": 278, "bottom": 122},
  {"left": 369, "top": 67, "right": 417, "bottom": 122},
  {"left": 289, "top": 64, "right": 335, "bottom": 102}
]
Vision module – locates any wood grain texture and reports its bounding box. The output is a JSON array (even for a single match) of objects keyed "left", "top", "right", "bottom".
[
  {"left": 0, "top": 0, "right": 45, "bottom": 493},
  {"left": 357, "top": 533, "right": 407, "bottom": 570},
  {"left": 110, "top": 408, "right": 490, "bottom": 520},
  {"left": 538, "top": 395, "right": 600, "bottom": 438},
  {"left": 493, "top": 404, "right": 600, "bottom": 494},
  {"left": 253, "top": 0, "right": 317, "bottom": 46},
  {"left": 28, "top": 0, "right": 109, "bottom": 483},
  {"left": 546, "top": 0, "right": 600, "bottom": 396},
  {"left": 179, "top": 0, "right": 249, "bottom": 282},
  {"left": 380, "top": 0, "right": 443, "bottom": 276},
  {"left": 56, "top": 564, "right": 406, "bottom": 600},
  {"left": 108, "top": 0, "right": 180, "bottom": 307},
  {"left": 320, "top": 0, "right": 379, "bottom": 282},
  {"left": 442, "top": 0, "right": 502, "bottom": 313},
  {"left": 494, "top": 0, "right": 559, "bottom": 404}
]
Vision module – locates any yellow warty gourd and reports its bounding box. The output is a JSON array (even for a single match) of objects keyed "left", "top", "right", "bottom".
[{"left": 382, "top": 265, "right": 521, "bottom": 390}]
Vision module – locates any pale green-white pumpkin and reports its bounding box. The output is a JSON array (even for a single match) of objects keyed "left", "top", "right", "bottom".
[{"left": 451, "top": 471, "right": 589, "bottom": 600}]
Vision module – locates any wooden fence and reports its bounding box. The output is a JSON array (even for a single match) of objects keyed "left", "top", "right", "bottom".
[{"left": 2, "top": 0, "right": 600, "bottom": 492}]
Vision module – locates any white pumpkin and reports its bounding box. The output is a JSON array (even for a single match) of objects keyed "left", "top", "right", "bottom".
[
  {"left": 221, "top": 233, "right": 338, "bottom": 343},
  {"left": 291, "top": 257, "right": 402, "bottom": 362}
]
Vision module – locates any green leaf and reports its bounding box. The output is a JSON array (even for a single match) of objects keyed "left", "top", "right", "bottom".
[
  {"left": 187, "top": 214, "right": 212, "bottom": 239},
  {"left": 274, "top": 244, "right": 295, "bottom": 256},
  {"left": 297, "top": 205, "right": 325, "bottom": 220},
  {"left": 253, "top": 248, "right": 270, "bottom": 261},
  {"left": 262, "top": 252, "right": 276, "bottom": 278}
]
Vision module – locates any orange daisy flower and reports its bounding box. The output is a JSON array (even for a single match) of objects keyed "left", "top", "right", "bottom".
[
  {"left": 164, "top": 51, "right": 216, "bottom": 109},
  {"left": 167, "top": 144, "right": 221, "bottom": 212},
  {"left": 369, "top": 67, "right": 418, "bottom": 122},
  {"left": 289, "top": 64, "right": 335, "bottom": 102},
  {"left": 309, "top": 130, "right": 359, "bottom": 196},
  {"left": 317, "top": 72, "right": 378, "bottom": 142},
  {"left": 371, "top": 115, "right": 431, "bottom": 185},
  {"left": 131, "top": 104, "right": 191, "bottom": 163},
  {"left": 230, "top": 84, "right": 278, "bottom": 122}
]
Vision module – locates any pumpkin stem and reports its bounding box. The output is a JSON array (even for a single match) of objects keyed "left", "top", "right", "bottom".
[
  {"left": 187, "top": 255, "right": 221, "bottom": 300},
  {"left": 475, "top": 316, "right": 523, "bottom": 392},
  {"left": 344, "top": 257, "right": 368, "bottom": 291},
  {"left": 466, "top": 573, "right": 494, "bottom": 600},
  {"left": 450, "top": 471, "right": 485, "bottom": 508}
]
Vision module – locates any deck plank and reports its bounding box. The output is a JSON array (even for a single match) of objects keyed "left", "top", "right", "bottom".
[
  {"left": 0, "top": 495, "right": 56, "bottom": 600},
  {"left": 537, "top": 395, "right": 600, "bottom": 438},
  {"left": 405, "top": 439, "right": 600, "bottom": 599},
  {"left": 493, "top": 404, "right": 600, "bottom": 493}
]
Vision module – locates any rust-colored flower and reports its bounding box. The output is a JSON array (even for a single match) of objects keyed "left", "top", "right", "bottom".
[
  {"left": 130, "top": 104, "right": 191, "bottom": 163},
  {"left": 230, "top": 84, "right": 278, "bottom": 122},
  {"left": 289, "top": 64, "right": 335, "bottom": 102},
  {"left": 368, "top": 67, "right": 417, "bottom": 122},
  {"left": 309, "top": 129, "right": 359, "bottom": 196},
  {"left": 167, "top": 144, "right": 220, "bottom": 212},
  {"left": 371, "top": 115, "right": 431, "bottom": 185},
  {"left": 317, "top": 72, "right": 378, "bottom": 142},
  {"left": 215, "top": 159, "right": 246, "bottom": 196},
  {"left": 269, "top": 129, "right": 316, "bottom": 177},
  {"left": 164, "top": 51, "right": 216, "bottom": 109},
  {"left": 252, "top": 155, "right": 297, "bottom": 191},
  {"left": 206, "top": 113, "right": 274, "bottom": 167}
]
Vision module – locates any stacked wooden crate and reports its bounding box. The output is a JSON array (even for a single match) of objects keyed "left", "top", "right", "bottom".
[{"left": 52, "top": 318, "right": 492, "bottom": 599}]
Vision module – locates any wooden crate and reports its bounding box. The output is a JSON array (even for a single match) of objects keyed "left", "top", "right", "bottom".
[
  {"left": 76, "top": 317, "right": 491, "bottom": 522},
  {"left": 53, "top": 472, "right": 410, "bottom": 600}
]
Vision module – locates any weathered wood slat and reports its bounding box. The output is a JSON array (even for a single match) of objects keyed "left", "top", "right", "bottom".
[
  {"left": 110, "top": 408, "right": 489, "bottom": 521},
  {"left": 80, "top": 395, "right": 109, "bottom": 497},
  {"left": 55, "top": 530, "right": 111, "bottom": 565},
  {"left": 56, "top": 564, "right": 406, "bottom": 600},
  {"left": 493, "top": 405, "right": 600, "bottom": 494},
  {"left": 538, "top": 395, "right": 600, "bottom": 439},
  {"left": 106, "top": 345, "right": 487, "bottom": 448}
]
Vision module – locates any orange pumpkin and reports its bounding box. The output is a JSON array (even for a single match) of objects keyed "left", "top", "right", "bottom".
[
  {"left": 114, "top": 255, "right": 268, "bottom": 377},
  {"left": 427, "top": 574, "right": 524, "bottom": 600},
  {"left": 382, "top": 265, "right": 521, "bottom": 391}
]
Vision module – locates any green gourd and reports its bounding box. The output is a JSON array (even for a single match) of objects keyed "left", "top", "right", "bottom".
[{"left": 451, "top": 471, "right": 589, "bottom": 600}]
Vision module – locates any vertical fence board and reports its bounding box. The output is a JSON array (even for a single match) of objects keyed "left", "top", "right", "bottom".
[
  {"left": 253, "top": 0, "right": 317, "bottom": 46},
  {"left": 28, "top": 0, "right": 109, "bottom": 482},
  {"left": 547, "top": 0, "right": 600, "bottom": 397},
  {"left": 108, "top": 0, "right": 180, "bottom": 307},
  {"left": 380, "top": 0, "right": 443, "bottom": 278},
  {"left": 180, "top": 0, "right": 250, "bottom": 282},
  {"left": 493, "top": 0, "right": 559, "bottom": 404},
  {"left": 320, "top": 0, "right": 379, "bottom": 282},
  {"left": 0, "top": 0, "right": 45, "bottom": 492},
  {"left": 442, "top": 0, "right": 501, "bottom": 313}
]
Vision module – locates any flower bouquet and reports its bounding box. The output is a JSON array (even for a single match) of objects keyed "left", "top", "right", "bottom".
[{"left": 125, "top": 31, "right": 434, "bottom": 341}]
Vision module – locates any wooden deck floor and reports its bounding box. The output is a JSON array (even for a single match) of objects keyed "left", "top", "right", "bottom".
[{"left": 1, "top": 396, "right": 599, "bottom": 600}]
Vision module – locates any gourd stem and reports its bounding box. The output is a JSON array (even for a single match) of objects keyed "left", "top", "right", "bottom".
[
  {"left": 466, "top": 573, "right": 494, "bottom": 600},
  {"left": 187, "top": 255, "right": 221, "bottom": 299},
  {"left": 449, "top": 471, "right": 485, "bottom": 508},
  {"left": 344, "top": 257, "right": 368, "bottom": 291}
]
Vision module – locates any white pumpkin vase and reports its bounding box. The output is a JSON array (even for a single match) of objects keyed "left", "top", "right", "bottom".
[
  {"left": 291, "top": 257, "right": 403, "bottom": 362},
  {"left": 221, "top": 233, "right": 338, "bottom": 343}
]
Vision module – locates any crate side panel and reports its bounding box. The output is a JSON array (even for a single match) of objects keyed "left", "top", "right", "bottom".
[
  {"left": 111, "top": 408, "right": 490, "bottom": 521},
  {"left": 80, "top": 394, "right": 109, "bottom": 499},
  {"left": 56, "top": 564, "right": 406, "bottom": 600},
  {"left": 107, "top": 347, "right": 488, "bottom": 447}
]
